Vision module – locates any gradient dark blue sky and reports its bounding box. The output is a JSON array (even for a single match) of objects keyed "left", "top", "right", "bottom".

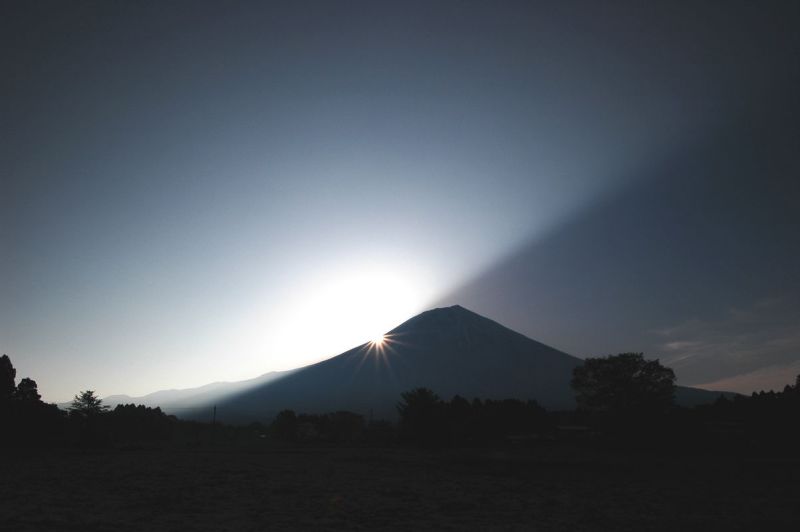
[{"left": 2, "top": 1, "right": 798, "bottom": 400}]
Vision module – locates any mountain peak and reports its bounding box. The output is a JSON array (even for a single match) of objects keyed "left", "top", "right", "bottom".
[
  {"left": 431, "top": 304, "right": 471, "bottom": 314},
  {"left": 431, "top": 304, "right": 469, "bottom": 312},
  {"left": 388, "top": 304, "right": 511, "bottom": 337}
]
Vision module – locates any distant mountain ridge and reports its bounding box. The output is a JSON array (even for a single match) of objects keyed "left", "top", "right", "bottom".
[
  {"left": 96, "top": 371, "right": 290, "bottom": 417},
  {"left": 97, "top": 305, "right": 734, "bottom": 421}
]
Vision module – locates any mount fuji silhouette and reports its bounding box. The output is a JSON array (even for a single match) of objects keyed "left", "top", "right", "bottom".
[
  {"left": 215, "top": 304, "right": 581, "bottom": 421},
  {"left": 103, "top": 305, "right": 731, "bottom": 421}
]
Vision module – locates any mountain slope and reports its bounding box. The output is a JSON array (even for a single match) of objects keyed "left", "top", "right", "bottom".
[{"left": 216, "top": 305, "right": 584, "bottom": 421}]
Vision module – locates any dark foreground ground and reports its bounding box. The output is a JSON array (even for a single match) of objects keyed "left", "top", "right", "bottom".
[{"left": 2, "top": 445, "right": 799, "bottom": 531}]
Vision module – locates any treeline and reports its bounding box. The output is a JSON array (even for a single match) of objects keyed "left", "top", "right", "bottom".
[
  {"left": 560, "top": 353, "right": 800, "bottom": 451},
  {"left": 681, "top": 383, "right": 800, "bottom": 449},
  {"left": 267, "top": 410, "right": 394, "bottom": 445},
  {"left": 395, "top": 388, "right": 551, "bottom": 446},
  {"left": 1, "top": 355, "right": 178, "bottom": 448},
  {"left": 2, "top": 352, "right": 799, "bottom": 451},
  {"left": 255, "top": 353, "right": 800, "bottom": 451},
  {"left": 265, "top": 391, "right": 552, "bottom": 447}
]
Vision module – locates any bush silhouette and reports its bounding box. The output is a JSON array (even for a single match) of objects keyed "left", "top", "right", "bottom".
[
  {"left": 108, "top": 404, "right": 175, "bottom": 443},
  {"left": 271, "top": 409, "right": 298, "bottom": 441}
]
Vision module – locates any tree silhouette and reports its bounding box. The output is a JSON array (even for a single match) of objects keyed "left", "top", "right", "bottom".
[
  {"left": 69, "top": 390, "right": 109, "bottom": 416},
  {"left": 1, "top": 354, "right": 16, "bottom": 401},
  {"left": 397, "top": 387, "right": 444, "bottom": 445},
  {"left": 571, "top": 353, "right": 676, "bottom": 415},
  {"left": 15, "top": 378, "right": 41, "bottom": 402}
]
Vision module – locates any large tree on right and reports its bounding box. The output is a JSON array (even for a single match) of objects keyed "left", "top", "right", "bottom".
[{"left": 571, "top": 353, "right": 676, "bottom": 415}]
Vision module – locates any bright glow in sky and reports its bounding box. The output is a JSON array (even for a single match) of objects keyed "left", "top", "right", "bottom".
[{"left": 225, "top": 258, "right": 434, "bottom": 379}]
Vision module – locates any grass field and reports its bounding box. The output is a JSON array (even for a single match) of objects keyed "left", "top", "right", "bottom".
[{"left": 2, "top": 445, "right": 799, "bottom": 531}]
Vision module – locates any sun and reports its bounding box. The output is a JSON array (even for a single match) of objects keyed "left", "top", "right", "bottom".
[{"left": 371, "top": 334, "right": 386, "bottom": 346}]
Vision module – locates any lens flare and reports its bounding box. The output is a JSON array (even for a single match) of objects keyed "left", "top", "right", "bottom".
[{"left": 371, "top": 334, "right": 386, "bottom": 346}]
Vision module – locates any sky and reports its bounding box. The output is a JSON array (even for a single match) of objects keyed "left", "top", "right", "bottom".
[{"left": 2, "top": 1, "right": 798, "bottom": 401}]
